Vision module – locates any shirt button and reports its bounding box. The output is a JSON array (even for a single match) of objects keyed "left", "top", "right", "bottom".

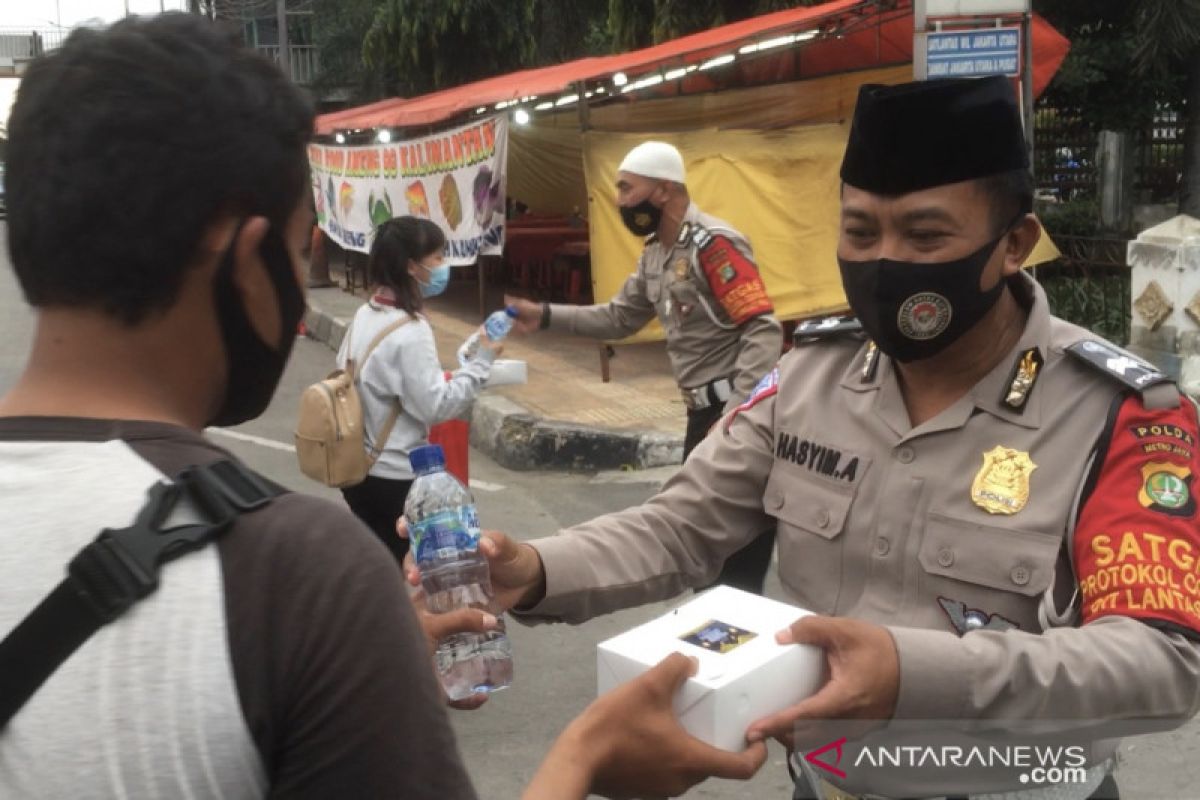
[
  {"left": 874, "top": 537, "right": 890, "bottom": 556},
  {"left": 815, "top": 508, "right": 831, "bottom": 528},
  {"left": 896, "top": 446, "right": 915, "bottom": 464},
  {"left": 1011, "top": 566, "right": 1031, "bottom": 586},
  {"left": 937, "top": 548, "right": 955, "bottom": 567},
  {"left": 769, "top": 490, "right": 785, "bottom": 511}
]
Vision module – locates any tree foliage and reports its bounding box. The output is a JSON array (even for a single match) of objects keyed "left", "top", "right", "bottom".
[
  {"left": 607, "top": 0, "right": 825, "bottom": 51},
  {"left": 315, "top": 0, "right": 826, "bottom": 103},
  {"left": 1035, "top": 0, "right": 1181, "bottom": 131},
  {"left": 361, "top": 0, "right": 538, "bottom": 97}
]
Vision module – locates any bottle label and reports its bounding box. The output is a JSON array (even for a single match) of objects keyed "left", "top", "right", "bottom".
[
  {"left": 412, "top": 508, "right": 480, "bottom": 565},
  {"left": 484, "top": 313, "right": 510, "bottom": 341}
]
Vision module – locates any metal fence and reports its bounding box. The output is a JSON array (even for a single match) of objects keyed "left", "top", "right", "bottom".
[
  {"left": 255, "top": 44, "right": 319, "bottom": 85},
  {"left": 1134, "top": 107, "right": 1185, "bottom": 204},
  {"left": 1034, "top": 104, "right": 1185, "bottom": 205},
  {"left": 1034, "top": 106, "right": 1096, "bottom": 201},
  {"left": 0, "top": 27, "right": 72, "bottom": 60},
  {"left": 1036, "top": 235, "right": 1131, "bottom": 345}
]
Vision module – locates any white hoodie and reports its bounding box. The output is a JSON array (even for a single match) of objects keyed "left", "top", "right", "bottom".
[{"left": 336, "top": 300, "right": 493, "bottom": 480}]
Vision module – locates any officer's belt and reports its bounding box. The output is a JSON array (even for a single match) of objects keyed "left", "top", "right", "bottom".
[{"left": 681, "top": 377, "right": 733, "bottom": 411}]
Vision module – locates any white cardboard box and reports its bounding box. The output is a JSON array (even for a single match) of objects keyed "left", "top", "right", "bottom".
[
  {"left": 483, "top": 358, "right": 527, "bottom": 387},
  {"left": 596, "top": 585, "right": 825, "bottom": 752}
]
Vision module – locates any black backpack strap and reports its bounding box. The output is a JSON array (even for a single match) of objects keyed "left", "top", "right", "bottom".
[{"left": 0, "top": 459, "right": 285, "bottom": 729}]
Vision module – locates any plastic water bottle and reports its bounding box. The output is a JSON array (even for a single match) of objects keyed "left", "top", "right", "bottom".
[
  {"left": 404, "top": 444, "right": 513, "bottom": 700},
  {"left": 457, "top": 305, "right": 519, "bottom": 365}
]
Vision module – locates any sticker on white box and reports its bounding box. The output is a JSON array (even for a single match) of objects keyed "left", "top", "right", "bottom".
[{"left": 596, "top": 585, "right": 825, "bottom": 751}]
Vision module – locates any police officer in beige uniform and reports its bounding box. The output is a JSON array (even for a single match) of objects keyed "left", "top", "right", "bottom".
[
  {"left": 509, "top": 141, "right": 783, "bottom": 593},
  {"left": 449, "top": 79, "right": 1200, "bottom": 799}
]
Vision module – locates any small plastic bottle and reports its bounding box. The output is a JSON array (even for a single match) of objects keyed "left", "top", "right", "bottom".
[
  {"left": 403, "top": 444, "right": 513, "bottom": 700},
  {"left": 457, "top": 305, "right": 519, "bottom": 365}
]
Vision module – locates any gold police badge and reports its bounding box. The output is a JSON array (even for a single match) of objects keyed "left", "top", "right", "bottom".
[
  {"left": 971, "top": 446, "right": 1037, "bottom": 515},
  {"left": 673, "top": 257, "right": 690, "bottom": 279}
]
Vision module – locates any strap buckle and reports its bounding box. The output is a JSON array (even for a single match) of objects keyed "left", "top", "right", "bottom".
[{"left": 66, "top": 460, "right": 275, "bottom": 623}]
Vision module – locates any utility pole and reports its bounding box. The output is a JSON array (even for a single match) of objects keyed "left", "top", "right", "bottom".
[{"left": 276, "top": 0, "right": 291, "bottom": 80}]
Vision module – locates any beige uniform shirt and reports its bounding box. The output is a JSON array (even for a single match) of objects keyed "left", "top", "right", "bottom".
[
  {"left": 521, "top": 273, "right": 1200, "bottom": 762},
  {"left": 547, "top": 203, "right": 782, "bottom": 410}
]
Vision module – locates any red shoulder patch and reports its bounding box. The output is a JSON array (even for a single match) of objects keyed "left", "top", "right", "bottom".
[
  {"left": 1073, "top": 393, "right": 1200, "bottom": 634},
  {"left": 696, "top": 233, "right": 773, "bottom": 325}
]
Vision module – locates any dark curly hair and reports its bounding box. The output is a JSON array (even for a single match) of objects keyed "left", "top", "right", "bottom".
[
  {"left": 367, "top": 217, "right": 446, "bottom": 316},
  {"left": 5, "top": 13, "right": 314, "bottom": 325}
]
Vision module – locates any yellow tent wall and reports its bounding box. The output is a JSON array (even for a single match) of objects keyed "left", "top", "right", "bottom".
[{"left": 507, "top": 64, "right": 1059, "bottom": 344}]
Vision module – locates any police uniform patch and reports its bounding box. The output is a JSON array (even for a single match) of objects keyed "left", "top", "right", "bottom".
[
  {"left": 897, "top": 292, "right": 952, "bottom": 341},
  {"left": 774, "top": 433, "right": 862, "bottom": 483},
  {"left": 793, "top": 316, "right": 863, "bottom": 346},
  {"left": 1131, "top": 422, "right": 1194, "bottom": 460},
  {"left": 937, "top": 597, "right": 1018, "bottom": 635},
  {"left": 724, "top": 366, "right": 779, "bottom": 431},
  {"left": 1138, "top": 461, "right": 1195, "bottom": 517},
  {"left": 691, "top": 224, "right": 774, "bottom": 325},
  {"left": 1073, "top": 394, "right": 1200, "bottom": 635},
  {"left": 1066, "top": 340, "right": 1172, "bottom": 393},
  {"left": 970, "top": 446, "right": 1036, "bottom": 515}
]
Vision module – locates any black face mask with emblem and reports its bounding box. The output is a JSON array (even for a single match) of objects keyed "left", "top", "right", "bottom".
[
  {"left": 619, "top": 198, "right": 662, "bottom": 237},
  {"left": 837, "top": 231, "right": 1007, "bottom": 363}
]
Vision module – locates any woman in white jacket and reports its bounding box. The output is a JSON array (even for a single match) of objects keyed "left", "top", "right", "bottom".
[{"left": 336, "top": 216, "right": 497, "bottom": 561}]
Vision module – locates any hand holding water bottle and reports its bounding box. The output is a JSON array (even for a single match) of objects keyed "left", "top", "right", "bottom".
[
  {"left": 457, "top": 305, "right": 518, "bottom": 365},
  {"left": 402, "top": 444, "right": 514, "bottom": 701}
]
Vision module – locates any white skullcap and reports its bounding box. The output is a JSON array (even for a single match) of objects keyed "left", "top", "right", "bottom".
[{"left": 617, "top": 141, "right": 686, "bottom": 184}]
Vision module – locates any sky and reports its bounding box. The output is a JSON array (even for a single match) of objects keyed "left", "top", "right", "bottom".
[
  {"left": 0, "top": 0, "right": 189, "bottom": 29},
  {"left": 1, "top": 2, "right": 192, "bottom": 129}
]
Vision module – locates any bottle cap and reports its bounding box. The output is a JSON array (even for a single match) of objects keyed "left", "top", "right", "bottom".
[
  {"left": 504, "top": 305, "right": 519, "bottom": 317},
  {"left": 409, "top": 444, "right": 446, "bottom": 473}
]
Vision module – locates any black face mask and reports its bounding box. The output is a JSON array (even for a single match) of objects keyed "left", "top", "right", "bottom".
[
  {"left": 619, "top": 198, "right": 662, "bottom": 237},
  {"left": 208, "top": 224, "right": 305, "bottom": 427},
  {"left": 837, "top": 232, "right": 1007, "bottom": 363}
]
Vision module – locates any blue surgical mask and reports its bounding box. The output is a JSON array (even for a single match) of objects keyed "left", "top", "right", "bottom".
[{"left": 418, "top": 264, "right": 450, "bottom": 298}]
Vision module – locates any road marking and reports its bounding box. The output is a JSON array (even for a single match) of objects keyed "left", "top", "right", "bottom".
[
  {"left": 207, "top": 429, "right": 505, "bottom": 492},
  {"left": 206, "top": 427, "right": 297, "bottom": 453}
]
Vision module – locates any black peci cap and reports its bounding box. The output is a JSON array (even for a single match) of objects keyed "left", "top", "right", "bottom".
[{"left": 839, "top": 76, "right": 1029, "bottom": 195}]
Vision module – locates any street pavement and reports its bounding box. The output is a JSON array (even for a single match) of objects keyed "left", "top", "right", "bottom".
[{"left": 0, "top": 223, "right": 1197, "bottom": 798}]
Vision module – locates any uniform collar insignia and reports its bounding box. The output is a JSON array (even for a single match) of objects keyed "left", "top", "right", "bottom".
[
  {"left": 676, "top": 221, "right": 693, "bottom": 246},
  {"left": 1002, "top": 347, "right": 1043, "bottom": 413},
  {"left": 938, "top": 597, "right": 1018, "bottom": 635},
  {"left": 861, "top": 341, "right": 880, "bottom": 383}
]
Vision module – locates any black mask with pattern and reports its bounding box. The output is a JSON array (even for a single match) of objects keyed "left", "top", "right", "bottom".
[{"left": 619, "top": 198, "right": 662, "bottom": 237}]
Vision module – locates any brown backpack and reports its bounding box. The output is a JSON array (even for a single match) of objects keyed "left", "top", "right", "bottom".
[{"left": 294, "top": 317, "right": 414, "bottom": 487}]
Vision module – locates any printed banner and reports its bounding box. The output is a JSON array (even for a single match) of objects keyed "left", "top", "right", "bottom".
[{"left": 308, "top": 115, "right": 508, "bottom": 264}]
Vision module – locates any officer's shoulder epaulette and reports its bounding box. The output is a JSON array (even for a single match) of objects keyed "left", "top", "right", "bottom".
[
  {"left": 1065, "top": 339, "right": 1180, "bottom": 408},
  {"left": 792, "top": 315, "right": 864, "bottom": 346}
]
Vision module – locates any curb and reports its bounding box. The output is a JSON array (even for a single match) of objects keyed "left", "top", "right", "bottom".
[{"left": 303, "top": 300, "right": 684, "bottom": 472}]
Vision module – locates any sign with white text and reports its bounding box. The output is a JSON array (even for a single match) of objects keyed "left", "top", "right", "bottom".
[{"left": 925, "top": 26, "right": 1021, "bottom": 78}]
